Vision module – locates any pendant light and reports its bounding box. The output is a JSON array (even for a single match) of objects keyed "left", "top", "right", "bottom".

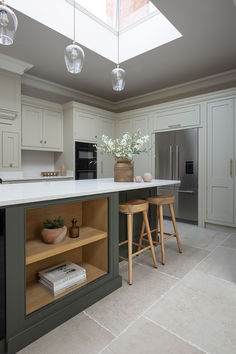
[
  {"left": 0, "top": 0, "right": 18, "bottom": 46},
  {"left": 64, "top": 0, "right": 84, "bottom": 74},
  {"left": 111, "top": 0, "right": 126, "bottom": 91}
]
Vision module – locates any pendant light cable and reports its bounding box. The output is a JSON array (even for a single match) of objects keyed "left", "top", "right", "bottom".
[
  {"left": 117, "top": 0, "right": 120, "bottom": 67},
  {"left": 73, "top": 0, "right": 75, "bottom": 44}
]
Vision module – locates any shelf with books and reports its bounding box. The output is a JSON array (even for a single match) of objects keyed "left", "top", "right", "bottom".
[
  {"left": 26, "top": 262, "right": 106, "bottom": 314},
  {"left": 26, "top": 226, "right": 107, "bottom": 265}
]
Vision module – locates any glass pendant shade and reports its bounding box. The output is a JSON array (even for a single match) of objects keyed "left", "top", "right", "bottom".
[
  {"left": 0, "top": 3, "right": 18, "bottom": 45},
  {"left": 111, "top": 66, "right": 126, "bottom": 91},
  {"left": 64, "top": 43, "right": 84, "bottom": 74}
]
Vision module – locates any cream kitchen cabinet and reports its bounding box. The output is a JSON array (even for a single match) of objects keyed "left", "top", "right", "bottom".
[
  {"left": 153, "top": 105, "right": 201, "bottom": 131},
  {"left": 97, "top": 117, "right": 115, "bottom": 178},
  {"left": 1, "top": 131, "right": 20, "bottom": 169},
  {"left": 74, "top": 111, "right": 98, "bottom": 142},
  {"left": 206, "top": 98, "right": 235, "bottom": 226},
  {"left": 21, "top": 103, "right": 63, "bottom": 151}
]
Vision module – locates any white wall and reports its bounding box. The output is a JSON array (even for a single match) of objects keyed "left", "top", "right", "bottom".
[{"left": 21, "top": 150, "right": 55, "bottom": 175}]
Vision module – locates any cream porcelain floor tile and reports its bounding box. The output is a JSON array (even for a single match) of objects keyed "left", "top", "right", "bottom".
[
  {"left": 223, "top": 234, "right": 236, "bottom": 249},
  {"left": 163, "top": 219, "right": 195, "bottom": 234},
  {"left": 102, "top": 317, "right": 203, "bottom": 354},
  {"left": 196, "top": 246, "right": 236, "bottom": 283},
  {"left": 178, "top": 226, "right": 229, "bottom": 251},
  {"left": 17, "top": 312, "right": 114, "bottom": 354},
  {"left": 86, "top": 263, "right": 177, "bottom": 336},
  {"left": 136, "top": 243, "right": 209, "bottom": 278},
  {"left": 145, "top": 270, "right": 236, "bottom": 354}
]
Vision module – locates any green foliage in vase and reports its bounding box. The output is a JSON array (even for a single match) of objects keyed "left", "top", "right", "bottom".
[
  {"left": 43, "top": 217, "right": 65, "bottom": 229},
  {"left": 97, "top": 129, "right": 149, "bottom": 160}
]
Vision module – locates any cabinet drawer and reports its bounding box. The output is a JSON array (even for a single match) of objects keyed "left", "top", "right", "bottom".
[{"left": 153, "top": 105, "right": 200, "bottom": 131}]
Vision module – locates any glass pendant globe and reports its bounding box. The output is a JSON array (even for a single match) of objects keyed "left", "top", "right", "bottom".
[
  {"left": 111, "top": 67, "right": 126, "bottom": 91},
  {"left": 64, "top": 43, "right": 84, "bottom": 74},
  {"left": 0, "top": 3, "right": 18, "bottom": 45}
]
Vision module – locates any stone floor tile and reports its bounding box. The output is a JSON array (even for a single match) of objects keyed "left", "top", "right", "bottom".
[
  {"left": 86, "top": 263, "right": 176, "bottom": 336},
  {"left": 145, "top": 270, "right": 236, "bottom": 354},
  {"left": 136, "top": 243, "right": 209, "bottom": 278},
  {"left": 102, "top": 316, "right": 203, "bottom": 354},
  {"left": 17, "top": 312, "right": 114, "bottom": 354},
  {"left": 196, "top": 246, "right": 236, "bottom": 283}
]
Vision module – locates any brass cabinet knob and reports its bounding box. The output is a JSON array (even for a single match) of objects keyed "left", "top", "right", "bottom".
[
  {"left": 40, "top": 140, "right": 43, "bottom": 144},
  {"left": 9, "top": 163, "right": 13, "bottom": 168},
  {"left": 44, "top": 140, "right": 47, "bottom": 144}
]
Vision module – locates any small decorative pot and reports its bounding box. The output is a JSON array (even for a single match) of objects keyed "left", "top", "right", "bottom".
[
  {"left": 143, "top": 172, "right": 152, "bottom": 182},
  {"left": 41, "top": 226, "right": 67, "bottom": 244},
  {"left": 114, "top": 159, "right": 134, "bottom": 182},
  {"left": 135, "top": 176, "right": 143, "bottom": 183}
]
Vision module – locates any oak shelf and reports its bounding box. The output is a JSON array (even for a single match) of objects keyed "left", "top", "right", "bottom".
[
  {"left": 26, "top": 263, "right": 106, "bottom": 314},
  {"left": 26, "top": 226, "right": 107, "bottom": 265}
]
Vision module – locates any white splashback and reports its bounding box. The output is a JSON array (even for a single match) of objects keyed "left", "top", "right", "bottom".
[{"left": 22, "top": 150, "right": 55, "bottom": 176}]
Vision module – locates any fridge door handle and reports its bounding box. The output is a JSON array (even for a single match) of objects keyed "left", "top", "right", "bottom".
[
  {"left": 175, "top": 145, "right": 179, "bottom": 179},
  {"left": 169, "top": 145, "right": 173, "bottom": 179}
]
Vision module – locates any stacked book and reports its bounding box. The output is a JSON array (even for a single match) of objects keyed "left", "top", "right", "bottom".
[{"left": 38, "top": 262, "right": 86, "bottom": 296}]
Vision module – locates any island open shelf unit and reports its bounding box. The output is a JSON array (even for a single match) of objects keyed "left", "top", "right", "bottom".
[{"left": 25, "top": 198, "right": 109, "bottom": 314}]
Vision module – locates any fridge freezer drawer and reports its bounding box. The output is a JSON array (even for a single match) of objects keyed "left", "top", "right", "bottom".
[{"left": 157, "top": 188, "right": 198, "bottom": 223}]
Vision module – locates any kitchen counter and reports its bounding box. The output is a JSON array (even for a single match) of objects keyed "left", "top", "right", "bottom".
[
  {"left": 0, "top": 178, "right": 180, "bottom": 206},
  {"left": 0, "top": 171, "right": 74, "bottom": 184}
]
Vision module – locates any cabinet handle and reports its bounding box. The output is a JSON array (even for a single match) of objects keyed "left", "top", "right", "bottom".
[
  {"left": 168, "top": 124, "right": 181, "bottom": 129},
  {"left": 9, "top": 163, "right": 13, "bottom": 168},
  {"left": 44, "top": 140, "right": 47, "bottom": 144},
  {"left": 230, "top": 159, "right": 233, "bottom": 177},
  {"left": 40, "top": 140, "right": 43, "bottom": 144}
]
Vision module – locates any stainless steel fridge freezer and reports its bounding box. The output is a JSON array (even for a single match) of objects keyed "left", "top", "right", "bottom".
[{"left": 155, "top": 128, "right": 198, "bottom": 223}]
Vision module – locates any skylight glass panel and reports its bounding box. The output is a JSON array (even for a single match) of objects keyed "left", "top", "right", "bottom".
[{"left": 75, "top": 0, "right": 158, "bottom": 31}]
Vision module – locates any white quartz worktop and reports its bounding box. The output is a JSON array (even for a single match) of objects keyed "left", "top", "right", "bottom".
[{"left": 0, "top": 178, "right": 180, "bottom": 207}]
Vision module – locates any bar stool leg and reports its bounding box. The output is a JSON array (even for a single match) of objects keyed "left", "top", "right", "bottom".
[
  {"left": 155, "top": 206, "right": 160, "bottom": 245},
  {"left": 143, "top": 211, "right": 158, "bottom": 269},
  {"left": 127, "top": 213, "right": 133, "bottom": 285},
  {"left": 159, "top": 205, "right": 165, "bottom": 265},
  {"left": 137, "top": 219, "right": 145, "bottom": 252},
  {"left": 169, "top": 204, "right": 182, "bottom": 253}
]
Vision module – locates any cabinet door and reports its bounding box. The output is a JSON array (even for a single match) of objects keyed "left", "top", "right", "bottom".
[
  {"left": 2, "top": 132, "right": 19, "bottom": 168},
  {"left": 207, "top": 99, "right": 234, "bottom": 224},
  {"left": 43, "top": 110, "right": 63, "bottom": 150},
  {"left": 22, "top": 105, "right": 43, "bottom": 148},
  {"left": 99, "top": 118, "right": 115, "bottom": 178},
  {"left": 74, "top": 112, "right": 98, "bottom": 142}
]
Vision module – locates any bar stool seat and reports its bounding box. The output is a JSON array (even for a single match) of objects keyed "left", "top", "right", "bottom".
[
  {"left": 138, "top": 195, "right": 182, "bottom": 265},
  {"left": 119, "top": 199, "right": 158, "bottom": 285}
]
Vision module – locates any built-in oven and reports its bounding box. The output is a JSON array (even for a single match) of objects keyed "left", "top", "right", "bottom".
[
  {"left": 0, "top": 209, "right": 5, "bottom": 340},
  {"left": 75, "top": 142, "right": 97, "bottom": 180}
]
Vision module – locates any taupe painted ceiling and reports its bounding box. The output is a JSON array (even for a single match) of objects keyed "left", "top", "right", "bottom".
[{"left": 0, "top": 0, "right": 236, "bottom": 102}]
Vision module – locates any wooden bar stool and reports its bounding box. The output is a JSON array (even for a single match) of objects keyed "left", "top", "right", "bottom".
[
  {"left": 119, "top": 199, "right": 158, "bottom": 285},
  {"left": 138, "top": 195, "right": 182, "bottom": 265}
]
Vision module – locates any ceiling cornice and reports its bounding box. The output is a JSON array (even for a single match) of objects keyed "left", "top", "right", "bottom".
[
  {"left": 0, "top": 54, "right": 33, "bottom": 75},
  {"left": 21, "top": 73, "right": 115, "bottom": 112},
  {"left": 113, "top": 68, "right": 236, "bottom": 112},
  {"left": 22, "top": 68, "right": 236, "bottom": 113}
]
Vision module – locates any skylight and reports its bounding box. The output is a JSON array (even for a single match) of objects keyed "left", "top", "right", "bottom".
[
  {"left": 75, "top": 0, "right": 158, "bottom": 31},
  {"left": 7, "top": 0, "right": 182, "bottom": 64}
]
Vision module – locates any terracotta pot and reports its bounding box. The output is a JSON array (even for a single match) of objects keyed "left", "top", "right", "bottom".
[
  {"left": 41, "top": 226, "right": 67, "bottom": 244},
  {"left": 114, "top": 159, "right": 134, "bottom": 182}
]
